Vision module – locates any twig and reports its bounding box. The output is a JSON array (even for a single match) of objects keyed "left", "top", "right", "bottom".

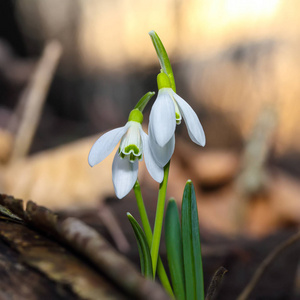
[
  {"left": 9, "top": 40, "right": 62, "bottom": 161},
  {"left": 237, "top": 230, "right": 300, "bottom": 300},
  {"left": 205, "top": 266, "right": 228, "bottom": 300},
  {"left": 97, "top": 203, "right": 130, "bottom": 253},
  {"left": 234, "top": 106, "right": 277, "bottom": 230},
  {"left": 59, "top": 217, "right": 170, "bottom": 300}
]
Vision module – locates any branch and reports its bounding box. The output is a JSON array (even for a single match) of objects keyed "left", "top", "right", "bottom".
[
  {"left": 9, "top": 40, "right": 62, "bottom": 161},
  {"left": 237, "top": 230, "right": 300, "bottom": 300}
]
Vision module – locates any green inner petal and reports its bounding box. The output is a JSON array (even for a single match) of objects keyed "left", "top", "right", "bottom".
[
  {"left": 129, "top": 153, "right": 135, "bottom": 162},
  {"left": 119, "top": 144, "right": 141, "bottom": 162},
  {"left": 119, "top": 149, "right": 126, "bottom": 159},
  {"left": 128, "top": 153, "right": 142, "bottom": 162}
]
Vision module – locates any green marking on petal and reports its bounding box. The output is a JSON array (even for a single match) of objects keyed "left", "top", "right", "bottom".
[
  {"left": 119, "top": 150, "right": 126, "bottom": 159},
  {"left": 124, "top": 144, "right": 140, "bottom": 155},
  {"left": 129, "top": 153, "right": 135, "bottom": 162},
  {"left": 175, "top": 112, "right": 182, "bottom": 125},
  {"left": 128, "top": 109, "right": 143, "bottom": 124}
]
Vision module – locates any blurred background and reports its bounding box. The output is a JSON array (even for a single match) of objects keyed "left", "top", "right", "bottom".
[{"left": 1, "top": 0, "right": 300, "bottom": 298}]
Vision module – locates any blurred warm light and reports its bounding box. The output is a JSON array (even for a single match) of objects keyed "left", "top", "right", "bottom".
[
  {"left": 225, "top": 0, "right": 280, "bottom": 17},
  {"left": 77, "top": 0, "right": 177, "bottom": 71},
  {"left": 16, "top": 0, "right": 285, "bottom": 71},
  {"left": 14, "top": 0, "right": 300, "bottom": 153}
]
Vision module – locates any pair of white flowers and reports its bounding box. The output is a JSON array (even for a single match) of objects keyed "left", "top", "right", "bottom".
[{"left": 88, "top": 72, "right": 205, "bottom": 199}]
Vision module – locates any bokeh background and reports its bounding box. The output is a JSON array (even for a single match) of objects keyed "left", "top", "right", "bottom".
[{"left": 1, "top": 1, "right": 300, "bottom": 298}]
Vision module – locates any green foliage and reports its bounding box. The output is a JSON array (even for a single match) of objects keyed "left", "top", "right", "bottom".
[
  {"left": 181, "top": 180, "right": 205, "bottom": 300},
  {"left": 165, "top": 180, "right": 205, "bottom": 300},
  {"left": 165, "top": 199, "right": 186, "bottom": 300},
  {"left": 127, "top": 213, "right": 153, "bottom": 278}
]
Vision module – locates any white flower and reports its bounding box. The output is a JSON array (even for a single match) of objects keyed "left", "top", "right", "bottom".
[
  {"left": 88, "top": 110, "right": 163, "bottom": 199},
  {"left": 149, "top": 74, "right": 205, "bottom": 167}
]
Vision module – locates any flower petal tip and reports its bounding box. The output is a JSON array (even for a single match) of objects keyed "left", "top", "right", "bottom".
[
  {"left": 88, "top": 158, "right": 95, "bottom": 167},
  {"left": 112, "top": 152, "right": 138, "bottom": 200}
]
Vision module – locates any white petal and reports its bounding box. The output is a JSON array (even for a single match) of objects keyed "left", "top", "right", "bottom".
[
  {"left": 148, "top": 125, "right": 175, "bottom": 168},
  {"left": 140, "top": 130, "right": 164, "bottom": 183},
  {"left": 88, "top": 125, "right": 128, "bottom": 167},
  {"left": 173, "top": 92, "right": 206, "bottom": 146},
  {"left": 149, "top": 88, "right": 176, "bottom": 147},
  {"left": 112, "top": 151, "right": 138, "bottom": 199}
]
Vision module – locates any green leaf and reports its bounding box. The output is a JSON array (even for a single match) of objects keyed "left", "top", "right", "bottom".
[
  {"left": 165, "top": 198, "right": 186, "bottom": 300},
  {"left": 148, "top": 30, "right": 176, "bottom": 93},
  {"left": 133, "top": 181, "right": 174, "bottom": 298},
  {"left": 181, "top": 180, "right": 205, "bottom": 300},
  {"left": 127, "top": 213, "right": 153, "bottom": 279}
]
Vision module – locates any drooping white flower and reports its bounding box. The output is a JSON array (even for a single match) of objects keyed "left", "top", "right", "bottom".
[
  {"left": 149, "top": 72, "right": 205, "bottom": 167},
  {"left": 88, "top": 109, "right": 163, "bottom": 199}
]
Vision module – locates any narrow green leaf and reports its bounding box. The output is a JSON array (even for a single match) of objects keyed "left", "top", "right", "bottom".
[
  {"left": 182, "top": 180, "right": 205, "bottom": 300},
  {"left": 182, "top": 181, "right": 196, "bottom": 299},
  {"left": 190, "top": 182, "right": 205, "bottom": 300},
  {"left": 165, "top": 199, "right": 186, "bottom": 300},
  {"left": 127, "top": 213, "right": 153, "bottom": 279}
]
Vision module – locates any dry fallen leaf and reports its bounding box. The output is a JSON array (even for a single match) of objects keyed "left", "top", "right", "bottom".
[{"left": 0, "top": 135, "right": 144, "bottom": 210}]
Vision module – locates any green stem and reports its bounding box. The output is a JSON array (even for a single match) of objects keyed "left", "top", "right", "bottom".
[
  {"left": 150, "top": 161, "right": 170, "bottom": 275},
  {"left": 133, "top": 181, "right": 174, "bottom": 298},
  {"left": 134, "top": 181, "right": 153, "bottom": 243}
]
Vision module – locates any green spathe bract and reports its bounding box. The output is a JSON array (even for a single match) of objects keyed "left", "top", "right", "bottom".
[
  {"left": 148, "top": 30, "right": 176, "bottom": 93},
  {"left": 134, "top": 91, "right": 155, "bottom": 112}
]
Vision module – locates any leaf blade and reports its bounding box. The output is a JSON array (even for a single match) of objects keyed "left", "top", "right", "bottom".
[
  {"left": 190, "top": 182, "right": 205, "bottom": 300},
  {"left": 127, "top": 213, "right": 153, "bottom": 278},
  {"left": 181, "top": 181, "right": 196, "bottom": 299},
  {"left": 181, "top": 180, "right": 205, "bottom": 300},
  {"left": 165, "top": 198, "right": 186, "bottom": 300}
]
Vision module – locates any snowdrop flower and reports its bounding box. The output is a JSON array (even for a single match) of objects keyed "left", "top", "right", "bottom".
[
  {"left": 88, "top": 109, "right": 163, "bottom": 199},
  {"left": 149, "top": 72, "right": 206, "bottom": 167}
]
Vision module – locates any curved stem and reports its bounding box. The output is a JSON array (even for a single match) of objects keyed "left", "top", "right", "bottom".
[
  {"left": 133, "top": 181, "right": 174, "bottom": 298},
  {"left": 150, "top": 161, "right": 170, "bottom": 275}
]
